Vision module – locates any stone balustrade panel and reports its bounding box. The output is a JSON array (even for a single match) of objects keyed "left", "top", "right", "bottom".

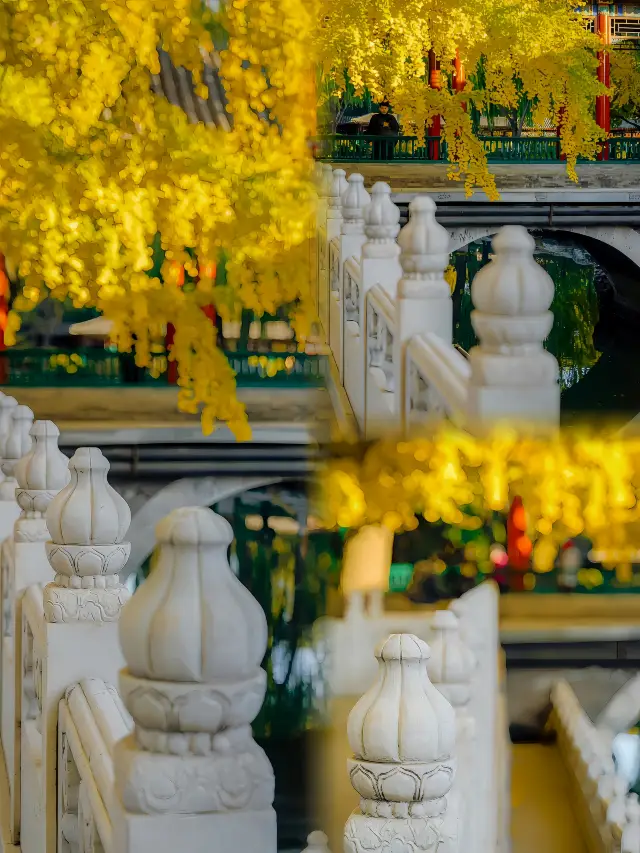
[{"left": 318, "top": 165, "right": 562, "bottom": 436}]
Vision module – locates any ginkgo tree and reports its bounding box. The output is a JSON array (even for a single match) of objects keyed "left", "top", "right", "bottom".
[
  {"left": 315, "top": 0, "right": 627, "bottom": 198},
  {"left": 0, "top": 0, "right": 318, "bottom": 438}
]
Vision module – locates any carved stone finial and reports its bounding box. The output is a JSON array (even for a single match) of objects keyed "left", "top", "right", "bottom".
[
  {"left": 363, "top": 182, "right": 401, "bottom": 258},
  {"left": 114, "top": 506, "right": 275, "bottom": 820},
  {"left": 397, "top": 196, "right": 450, "bottom": 299},
  {"left": 341, "top": 173, "right": 370, "bottom": 235},
  {"left": 344, "top": 633, "right": 456, "bottom": 853},
  {"left": 0, "top": 405, "right": 34, "bottom": 499},
  {"left": 14, "top": 421, "right": 70, "bottom": 543},
  {"left": 43, "top": 447, "right": 131, "bottom": 622},
  {"left": 427, "top": 610, "right": 475, "bottom": 706},
  {"left": 320, "top": 163, "right": 334, "bottom": 198},
  {"left": 303, "top": 831, "right": 332, "bottom": 853},
  {"left": 0, "top": 394, "right": 17, "bottom": 490},
  {"left": 328, "top": 168, "right": 349, "bottom": 216},
  {"left": 468, "top": 225, "right": 559, "bottom": 406}
]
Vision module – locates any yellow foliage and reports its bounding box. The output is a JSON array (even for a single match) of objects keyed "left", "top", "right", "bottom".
[
  {"left": 0, "top": 0, "right": 318, "bottom": 437},
  {"left": 315, "top": 0, "right": 607, "bottom": 194},
  {"left": 319, "top": 427, "right": 640, "bottom": 572}
]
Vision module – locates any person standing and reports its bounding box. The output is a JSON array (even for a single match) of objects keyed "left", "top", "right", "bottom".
[{"left": 366, "top": 101, "right": 400, "bottom": 160}]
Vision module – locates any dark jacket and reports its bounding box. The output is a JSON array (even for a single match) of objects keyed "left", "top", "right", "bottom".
[{"left": 367, "top": 112, "right": 400, "bottom": 136}]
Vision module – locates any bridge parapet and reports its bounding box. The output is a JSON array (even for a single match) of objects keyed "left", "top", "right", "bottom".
[{"left": 318, "top": 166, "right": 561, "bottom": 438}]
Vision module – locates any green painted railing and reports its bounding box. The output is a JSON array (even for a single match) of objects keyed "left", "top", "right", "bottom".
[
  {"left": 0, "top": 347, "right": 326, "bottom": 388},
  {"left": 315, "top": 133, "right": 640, "bottom": 163}
]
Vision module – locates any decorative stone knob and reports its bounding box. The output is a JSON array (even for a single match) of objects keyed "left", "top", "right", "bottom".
[
  {"left": 320, "top": 163, "right": 334, "bottom": 198},
  {"left": 363, "top": 182, "right": 401, "bottom": 248},
  {"left": 1, "top": 405, "right": 33, "bottom": 477},
  {"left": 471, "top": 227, "right": 554, "bottom": 317},
  {"left": 114, "top": 506, "right": 274, "bottom": 817},
  {"left": 469, "top": 225, "right": 558, "bottom": 391},
  {"left": 43, "top": 447, "right": 131, "bottom": 622},
  {"left": 46, "top": 447, "right": 130, "bottom": 546},
  {"left": 397, "top": 196, "right": 450, "bottom": 284},
  {"left": 119, "top": 506, "right": 268, "bottom": 684},
  {"left": 15, "top": 421, "right": 70, "bottom": 515},
  {"left": 328, "top": 168, "right": 349, "bottom": 210},
  {"left": 427, "top": 609, "right": 475, "bottom": 707},
  {"left": 342, "top": 173, "right": 371, "bottom": 230},
  {"left": 303, "top": 831, "right": 331, "bottom": 853},
  {"left": 344, "top": 634, "right": 456, "bottom": 850},
  {"left": 0, "top": 394, "right": 17, "bottom": 464},
  {"left": 0, "top": 404, "right": 33, "bottom": 499},
  {"left": 13, "top": 421, "right": 70, "bottom": 544},
  {"left": 348, "top": 633, "right": 455, "bottom": 765}
]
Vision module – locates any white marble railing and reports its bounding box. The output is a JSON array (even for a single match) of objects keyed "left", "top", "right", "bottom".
[
  {"left": 318, "top": 579, "right": 509, "bottom": 853},
  {"left": 551, "top": 679, "right": 640, "bottom": 853},
  {"left": 316, "top": 165, "right": 561, "bottom": 437},
  {"left": 0, "top": 393, "right": 509, "bottom": 853}
]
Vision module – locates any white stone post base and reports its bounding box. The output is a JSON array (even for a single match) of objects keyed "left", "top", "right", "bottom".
[
  {"left": 466, "top": 385, "right": 560, "bottom": 432},
  {"left": 344, "top": 812, "right": 446, "bottom": 853},
  {"left": 112, "top": 798, "right": 278, "bottom": 853}
]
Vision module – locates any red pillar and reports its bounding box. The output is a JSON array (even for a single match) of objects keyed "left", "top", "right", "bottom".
[
  {"left": 453, "top": 50, "right": 466, "bottom": 111},
  {"left": 428, "top": 50, "right": 442, "bottom": 160},
  {"left": 507, "top": 496, "right": 532, "bottom": 590},
  {"left": 596, "top": 9, "right": 611, "bottom": 160}
]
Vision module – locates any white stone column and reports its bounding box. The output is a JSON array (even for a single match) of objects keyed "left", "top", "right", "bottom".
[
  {"left": 342, "top": 182, "right": 402, "bottom": 429},
  {"left": 466, "top": 225, "right": 560, "bottom": 431},
  {"left": 394, "top": 196, "right": 453, "bottom": 427},
  {"left": 326, "top": 168, "right": 349, "bottom": 364},
  {"left": 344, "top": 633, "right": 456, "bottom": 853},
  {"left": 337, "top": 173, "right": 370, "bottom": 381},
  {"left": 428, "top": 610, "right": 475, "bottom": 737},
  {"left": 2, "top": 421, "right": 69, "bottom": 845},
  {"left": 0, "top": 396, "right": 24, "bottom": 538},
  {"left": 0, "top": 404, "right": 34, "bottom": 502},
  {"left": 113, "top": 506, "right": 276, "bottom": 853},
  {"left": 32, "top": 446, "right": 130, "bottom": 853},
  {"left": 317, "top": 163, "right": 334, "bottom": 327}
]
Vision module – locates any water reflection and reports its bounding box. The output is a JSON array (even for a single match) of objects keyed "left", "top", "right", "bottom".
[{"left": 451, "top": 234, "right": 603, "bottom": 393}]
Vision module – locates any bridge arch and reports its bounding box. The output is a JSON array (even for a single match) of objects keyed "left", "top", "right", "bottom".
[
  {"left": 123, "top": 474, "right": 283, "bottom": 580},
  {"left": 449, "top": 224, "right": 640, "bottom": 275}
]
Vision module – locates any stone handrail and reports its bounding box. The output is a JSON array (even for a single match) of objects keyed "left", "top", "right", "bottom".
[
  {"left": 316, "top": 575, "right": 507, "bottom": 853},
  {"left": 406, "top": 333, "right": 470, "bottom": 429},
  {"left": 58, "top": 678, "right": 133, "bottom": 853},
  {"left": 0, "top": 404, "right": 506, "bottom": 853},
  {"left": 551, "top": 679, "right": 640, "bottom": 853},
  {"left": 317, "top": 166, "right": 561, "bottom": 437}
]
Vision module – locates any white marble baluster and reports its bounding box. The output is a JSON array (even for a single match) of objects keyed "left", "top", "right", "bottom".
[
  {"left": 393, "top": 196, "right": 452, "bottom": 433},
  {"left": 343, "top": 633, "right": 456, "bottom": 853},
  {"left": 428, "top": 610, "right": 475, "bottom": 737},
  {"left": 317, "top": 164, "right": 335, "bottom": 336},
  {"left": 0, "top": 396, "right": 24, "bottom": 538},
  {"left": 0, "top": 405, "right": 34, "bottom": 501},
  {"left": 623, "top": 794, "right": 640, "bottom": 853},
  {"left": 21, "top": 446, "right": 130, "bottom": 853},
  {"left": 335, "top": 173, "right": 370, "bottom": 381},
  {"left": 467, "top": 226, "right": 560, "bottom": 431},
  {"left": 113, "top": 506, "right": 276, "bottom": 853},
  {"left": 302, "top": 830, "right": 332, "bottom": 852},
  {"left": 343, "top": 181, "right": 400, "bottom": 427},
  {"left": 2, "top": 421, "right": 69, "bottom": 846}
]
